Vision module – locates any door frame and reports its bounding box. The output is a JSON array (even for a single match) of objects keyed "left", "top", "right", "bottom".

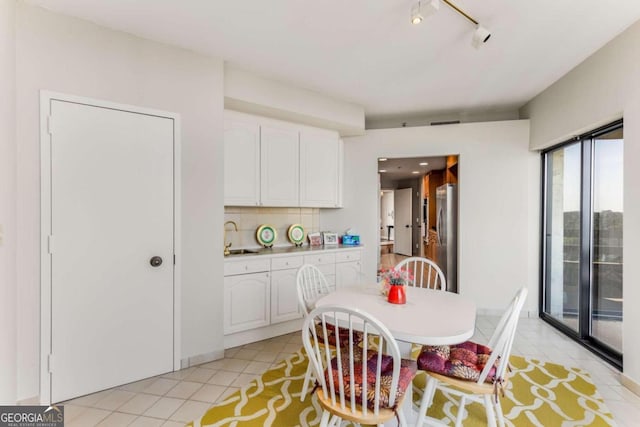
[
  {"left": 39, "top": 91, "right": 182, "bottom": 404},
  {"left": 394, "top": 188, "right": 413, "bottom": 256},
  {"left": 539, "top": 119, "right": 623, "bottom": 370}
]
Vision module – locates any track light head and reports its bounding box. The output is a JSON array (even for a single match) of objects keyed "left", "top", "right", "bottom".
[
  {"left": 411, "top": 0, "right": 439, "bottom": 25},
  {"left": 411, "top": 2, "right": 423, "bottom": 25},
  {"left": 472, "top": 24, "right": 491, "bottom": 49}
]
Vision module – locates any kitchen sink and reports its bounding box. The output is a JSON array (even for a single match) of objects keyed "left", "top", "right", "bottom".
[{"left": 227, "top": 248, "right": 259, "bottom": 255}]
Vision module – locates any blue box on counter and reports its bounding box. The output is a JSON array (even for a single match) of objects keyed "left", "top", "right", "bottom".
[{"left": 341, "top": 235, "right": 360, "bottom": 246}]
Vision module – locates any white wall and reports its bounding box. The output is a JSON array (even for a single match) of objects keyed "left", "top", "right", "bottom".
[
  {"left": 380, "top": 191, "right": 394, "bottom": 240},
  {"left": 321, "top": 120, "right": 539, "bottom": 315},
  {"left": 366, "top": 109, "right": 520, "bottom": 130},
  {"left": 15, "top": 3, "right": 225, "bottom": 400},
  {"left": 224, "top": 65, "right": 365, "bottom": 136},
  {"left": 0, "top": 0, "right": 17, "bottom": 404},
  {"left": 521, "top": 20, "right": 640, "bottom": 389}
]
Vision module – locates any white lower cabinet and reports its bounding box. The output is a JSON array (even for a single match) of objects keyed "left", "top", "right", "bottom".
[
  {"left": 335, "top": 250, "right": 362, "bottom": 288},
  {"left": 336, "top": 261, "right": 362, "bottom": 288},
  {"left": 270, "top": 269, "right": 302, "bottom": 323},
  {"left": 270, "top": 255, "right": 303, "bottom": 324},
  {"left": 224, "top": 271, "right": 270, "bottom": 334},
  {"left": 223, "top": 248, "right": 362, "bottom": 344}
]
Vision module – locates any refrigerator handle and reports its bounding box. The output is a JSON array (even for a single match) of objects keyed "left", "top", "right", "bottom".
[{"left": 436, "top": 208, "right": 442, "bottom": 245}]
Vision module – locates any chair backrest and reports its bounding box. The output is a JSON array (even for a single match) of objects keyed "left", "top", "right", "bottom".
[
  {"left": 296, "top": 264, "right": 332, "bottom": 316},
  {"left": 477, "top": 287, "right": 528, "bottom": 384},
  {"left": 302, "top": 305, "right": 404, "bottom": 416},
  {"left": 394, "top": 257, "right": 446, "bottom": 290}
]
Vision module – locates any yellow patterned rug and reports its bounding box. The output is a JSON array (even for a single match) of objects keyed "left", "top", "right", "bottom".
[{"left": 189, "top": 349, "right": 615, "bottom": 426}]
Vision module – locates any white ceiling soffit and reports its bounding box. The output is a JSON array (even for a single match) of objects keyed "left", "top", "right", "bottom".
[
  {"left": 379, "top": 156, "right": 447, "bottom": 180},
  {"left": 25, "top": 0, "right": 640, "bottom": 121}
]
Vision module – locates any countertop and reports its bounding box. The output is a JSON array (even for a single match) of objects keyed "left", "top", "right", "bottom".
[{"left": 224, "top": 244, "right": 362, "bottom": 260}]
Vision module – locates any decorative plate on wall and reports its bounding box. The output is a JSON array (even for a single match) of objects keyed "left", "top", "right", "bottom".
[
  {"left": 287, "top": 224, "right": 306, "bottom": 246},
  {"left": 256, "top": 224, "right": 277, "bottom": 248}
]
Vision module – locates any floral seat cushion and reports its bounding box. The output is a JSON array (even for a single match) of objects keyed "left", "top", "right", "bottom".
[
  {"left": 324, "top": 349, "right": 417, "bottom": 409},
  {"left": 314, "top": 322, "right": 364, "bottom": 347},
  {"left": 416, "top": 341, "right": 496, "bottom": 382}
]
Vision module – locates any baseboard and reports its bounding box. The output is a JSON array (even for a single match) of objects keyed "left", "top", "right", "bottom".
[
  {"left": 17, "top": 396, "right": 40, "bottom": 406},
  {"left": 477, "top": 308, "right": 537, "bottom": 318},
  {"left": 621, "top": 374, "right": 640, "bottom": 397},
  {"left": 224, "top": 318, "right": 304, "bottom": 349},
  {"left": 180, "top": 349, "right": 225, "bottom": 370}
]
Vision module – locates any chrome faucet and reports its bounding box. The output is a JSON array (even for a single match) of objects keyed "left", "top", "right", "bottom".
[{"left": 224, "top": 221, "right": 238, "bottom": 256}]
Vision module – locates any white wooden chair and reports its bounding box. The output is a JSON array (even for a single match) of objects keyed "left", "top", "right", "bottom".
[
  {"left": 296, "top": 264, "right": 334, "bottom": 401},
  {"left": 302, "top": 305, "right": 417, "bottom": 427},
  {"left": 297, "top": 264, "right": 332, "bottom": 315},
  {"left": 394, "top": 257, "right": 446, "bottom": 290},
  {"left": 414, "top": 287, "right": 528, "bottom": 427}
]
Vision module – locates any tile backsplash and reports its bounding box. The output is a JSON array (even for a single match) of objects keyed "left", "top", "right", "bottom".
[{"left": 224, "top": 207, "right": 320, "bottom": 249}]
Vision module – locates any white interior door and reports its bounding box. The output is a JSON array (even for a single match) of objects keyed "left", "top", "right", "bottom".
[
  {"left": 48, "top": 99, "right": 175, "bottom": 402},
  {"left": 394, "top": 188, "right": 412, "bottom": 256}
]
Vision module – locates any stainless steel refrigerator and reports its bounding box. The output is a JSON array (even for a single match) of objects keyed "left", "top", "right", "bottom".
[{"left": 436, "top": 183, "right": 458, "bottom": 293}]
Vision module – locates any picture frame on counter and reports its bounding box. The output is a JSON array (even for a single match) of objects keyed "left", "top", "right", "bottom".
[
  {"left": 308, "top": 232, "right": 322, "bottom": 246},
  {"left": 322, "top": 232, "right": 338, "bottom": 245}
]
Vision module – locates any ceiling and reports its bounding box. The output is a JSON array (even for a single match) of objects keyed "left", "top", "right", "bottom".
[
  {"left": 26, "top": 0, "right": 640, "bottom": 121},
  {"left": 379, "top": 156, "right": 447, "bottom": 181}
]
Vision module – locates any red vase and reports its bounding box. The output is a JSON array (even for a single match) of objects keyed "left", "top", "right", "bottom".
[{"left": 387, "top": 285, "right": 406, "bottom": 304}]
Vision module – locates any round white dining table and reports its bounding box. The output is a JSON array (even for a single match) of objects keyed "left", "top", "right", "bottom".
[
  {"left": 315, "top": 285, "right": 476, "bottom": 347},
  {"left": 315, "top": 285, "right": 477, "bottom": 426}
]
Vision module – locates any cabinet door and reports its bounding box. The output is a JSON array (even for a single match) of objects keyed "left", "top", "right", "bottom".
[
  {"left": 224, "top": 114, "right": 260, "bottom": 206},
  {"left": 335, "top": 261, "right": 362, "bottom": 289},
  {"left": 270, "top": 269, "right": 302, "bottom": 324},
  {"left": 224, "top": 272, "right": 270, "bottom": 334},
  {"left": 300, "top": 128, "right": 340, "bottom": 207},
  {"left": 260, "top": 124, "right": 299, "bottom": 206}
]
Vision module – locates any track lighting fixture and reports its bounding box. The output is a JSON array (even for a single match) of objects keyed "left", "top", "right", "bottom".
[
  {"left": 472, "top": 24, "right": 492, "bottom": 48},
  {"left": 410, "top": 3, "right": 423, "bottom": 25},
  {"left": 411, "top": 0, "right": 439, "bottom": 25},
  {"left": 410, "top": 0, "right": 491, "bottom": 49}
]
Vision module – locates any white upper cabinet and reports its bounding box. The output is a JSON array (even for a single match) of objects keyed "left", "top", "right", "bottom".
[
  {"left": 260, "top": 124, "right": 300, "bottom": 207},
  {"left": 300, "top": 128, "right": 340, "bottom": 207},
  {"left": 224, "top": 113, "right": 260, "bottom": 206},
  {"left": 223, "top": 110, "right": 343, "bottom": 208}
]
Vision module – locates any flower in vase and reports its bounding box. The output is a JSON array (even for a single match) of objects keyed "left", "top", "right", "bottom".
[{"left": 379, "top": 266, "right": 413, "bottom": 295}]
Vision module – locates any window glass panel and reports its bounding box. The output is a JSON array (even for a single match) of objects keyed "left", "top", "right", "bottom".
[
  {"left": 591, "top": 131, "right": 623, "bottom": 352},
  {"left": 545, "top": 143, "right": 581, "bottom": 331}
]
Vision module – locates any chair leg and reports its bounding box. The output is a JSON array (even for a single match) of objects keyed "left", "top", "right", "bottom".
[
  {"left": 319, "top": 410, "right": 332, "bottom": 427},
  {"left": 397, "top": 406, "right": 408, "bottom": 427},
  {"left": 483, "top": 395, "right": 497, "bottom": 427},
  {"left": 300, "top": 362, "right": 313, "bottom": 401},
  {"left": 415, "top": 377, "right": 437, "bottom": 427},
  {"left": 327, "top": 414, "right": 341, "bottom": 427},
  {"left": 454, "top": 396, "right": 466, "bottom": 427},
  {"left": 494, "top": 397, "right": 506, "bottom": 427}
]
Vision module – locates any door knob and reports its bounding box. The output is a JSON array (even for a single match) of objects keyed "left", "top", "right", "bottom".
[
  {"left": 405, "top": 225, "right": 411, "bottom": 228},
  {"left": 150, "top": 256, "right": 163, "bottom": 267}
]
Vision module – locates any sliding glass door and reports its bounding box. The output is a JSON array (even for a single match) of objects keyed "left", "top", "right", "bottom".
[
  {"left": 541, "top": 120, "right": 623, "bottom": 367},
  {"left": 591, "top": 128, "right": 623, "bottom": 353}
]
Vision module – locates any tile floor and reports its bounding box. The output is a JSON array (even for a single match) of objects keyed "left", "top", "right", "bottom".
[{"left": 61, "top": 316, "right": 640, "bottom": 426}]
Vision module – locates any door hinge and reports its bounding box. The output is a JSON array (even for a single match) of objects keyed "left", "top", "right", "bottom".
[
  {"left": 47, "top": 235, "right": 54, "bottom": 254},
  {"left": 47, "top": 115, "right": 55, "bottom": 135},
  {"left": 47, "top": 354, "right": 53, "bottom": 373},
  {"left": 173, "top": 254, "right": 176, "bottom": 265}
]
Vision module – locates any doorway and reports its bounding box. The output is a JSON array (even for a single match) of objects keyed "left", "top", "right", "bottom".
[
  {"left": 40, "top": 93, "right": 181, "bottom": 403},
  {"left": 378, "top": 155, "right": 459, "bottom": 292},
  {"left": 541, "top": 120, "right": 623, "bottom": 368}
]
